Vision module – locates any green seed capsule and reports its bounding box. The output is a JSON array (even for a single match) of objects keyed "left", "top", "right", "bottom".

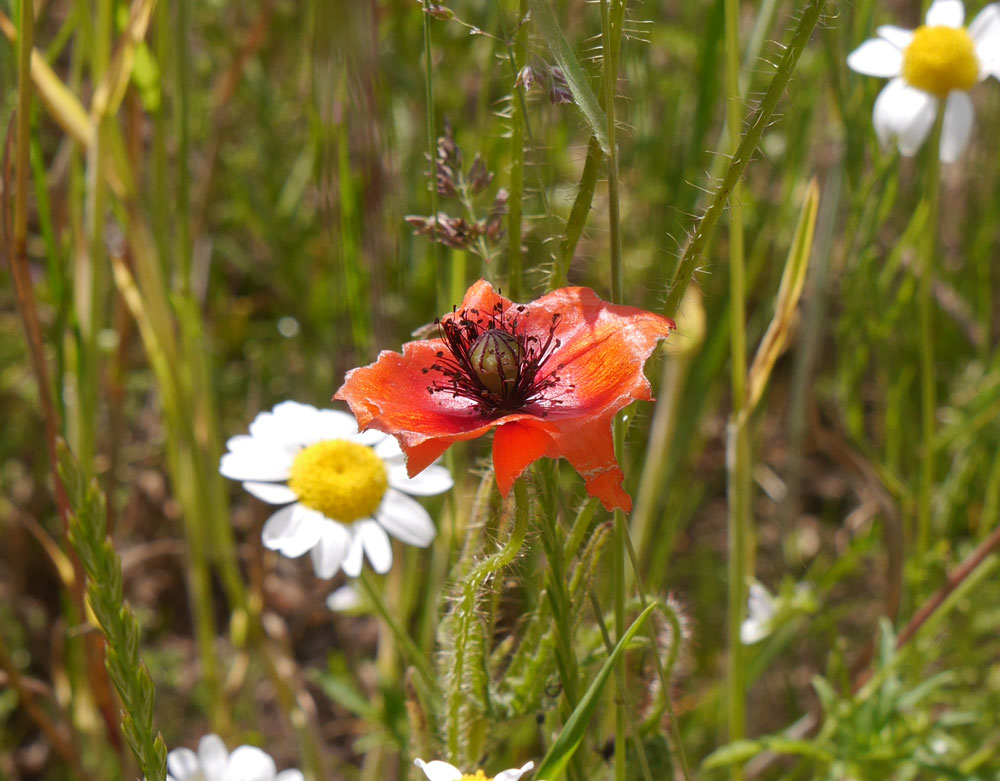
[{"left": 469, "top": 329, "right": 520, "bottom": 398}]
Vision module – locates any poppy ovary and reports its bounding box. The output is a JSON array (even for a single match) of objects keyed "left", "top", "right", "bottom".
[
  {"left": 469, "top": 328, "right": 521, "bottom": 398},
  {"left": 424, "top": 304, "right": 564, "bottom": 416}
]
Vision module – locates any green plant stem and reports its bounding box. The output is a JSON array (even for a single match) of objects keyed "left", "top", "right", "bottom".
[
  {"left": 75, "top": 0, "right": 113, "bottom": 474},
  {"left": 620, "top": 532, "right": 692, "bottom": 780},
  {"left": 445, "top": 483, "right": 530, "bottom": 760},
  {"left": 507, "top": 0, "right": 528, "bottom": 300},
  {"left": 629, "top": 348, "right": 690, "bottom": 585},
  {"left": 249, "top": 628, "right": 326, "bottom": 780},
  {"left": 536, "top": 482, "right": 582, "bottom": 776},
  {"left": 599, "top": 1, "right": 628, "bottom": 779},
  {"left": 175, "top": 0, "right": 192, "bottom": 292},
  {"left": 725, "top": 418, "right": 751, "bottom": 774},
  {"left": 916, "top": 113, "right": 944, "bottom": 558},
  {"left": 663, "top": 0, "right": 825, "bottom": 317},
  {"left": 724, "top": 0, "right": 748, "bottom": 773},
  {"left": 358, "top": 569, "right": 438, "bottom": 699},
  {"left": 163, "top": 0, "right": 227, "bottom": 729},
  {"left": 13, "top": 0, "right": 32, "bottom": 256},
  {"left": 587, "top": 591, "right": 653, "bottom": 781},
  {"left": 422, "top": 1, "right": 447, "bottom": 310}
]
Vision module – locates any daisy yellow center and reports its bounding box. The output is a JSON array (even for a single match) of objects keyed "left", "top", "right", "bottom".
[
  {"left": 460, "top": 773, "right": 491, "bottom": 781},
  {"left": 902, "top": 25, "right": 980, "bottom": 95},
  {"left": 287, "top": 440, "right": 387, "bottom": 522}
]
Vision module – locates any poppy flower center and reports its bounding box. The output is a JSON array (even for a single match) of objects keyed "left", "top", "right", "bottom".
[
  {"left": 902, "top": 25, "right": 979, "bottom": 95},
  {"left": 460, "top": 773, "right": 490, "bottom": 781},
  {"left": 287, "top": 440, "right": 387, "bottom": 522},
  {"left": 423, "top": 299, "right": 567, "bottom": 416}
]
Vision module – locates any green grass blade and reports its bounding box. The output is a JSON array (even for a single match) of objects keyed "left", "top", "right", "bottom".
[
  {"left": 525, "top": 0, "right": 610, "bottom": 154},
  {"left": 533, "top": 603, "right": 657, "bottom": 781}
]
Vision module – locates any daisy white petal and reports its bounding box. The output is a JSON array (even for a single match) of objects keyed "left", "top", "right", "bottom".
[
  {"left": 896, "top": 97, "right": 939, "bottom": 155},
  {"left": 306, "top": 409, "right": 360, "bottom": 444},
  {"left": 354, "top": 428, "right": 389, "bottom": 447},
  {"left": 262, "top": 505, "right": 323, "bottom": 558},
  {"left": 225, "top": 746, "right": 277, "bottom": 781},
  {"left": 249, "top": 401, "right": 316, "bottom": 446},
  {"left": 876, "top": 25, "right": 914, "bottom": 50},
  {"left": 163, "top": 734, "right": 299, "bottom": 781},
  {"left": 242, "top": 481, "right": 298, "bottom": 505},
  {"left": 167, "top": 748, "right": 200, "bottom": 781},
  {"left": 278, "top": 507, "right": 325, "bottom": 558},
  {"left": 970, "top": 4, "right": 1000, "bottom": 80},
  {"left": 741, "top": 581, "right": 776, "bottom": 645},
  {"left": 977, "top": 35, "right": 1000, "bottom": 79},
  {"left": 495, "top": 762, "right": 536, "bottom": 781},
  {"left": 925, "top": 0, "right": 965, "bottom": 28},
  {"left": 847, "top": 38, "right": 904, "bottom": 77},
  {"left": 326, "top": 584, "right": 361, "bottom": 611},
  {"left": 388, "top": 464, "right": 454, "bottom": 496},
  {"left": 220, "top": 449, "right": 294, "bottom": 482},
  {"left": 272, "top": 399, "right": 319, "bottom": 423},
  {"left": 359, "top": 520, "right": 393, "bottom": 574},
  {"left": 198, "top": 734, "right": 230, "bottom": 781},
  {"left": 245, "top": 412, "right": 286, "bottom": 446},
  {"left": 377, "top": 490, "right": 437, "bottom": 547},
  {"left": 873, "top": 78, "right": 937, "bottom": 155},
  {"left": 310, "top": 521, "right": 352, "bottom": 579},
  {"left": 373, "top": 435, "right": 404, "bottom": 460},
  {"left": 969, "top": 2, "right": 1000, "bottom": 41},
  {"left": 940, "top": 90, "right": 975, "bottom": 162},
  {"left": 225, "top": 434, "right": 260, "bottom": 453},
  {"left": 413, "top": 759, "right": 463, "bottom": 781},
  {"left": 342, "top": 531, "right": 366, "bottom": 578}
]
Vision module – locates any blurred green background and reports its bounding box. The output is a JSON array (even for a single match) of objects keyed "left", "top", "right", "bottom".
[{"left": 3, "top": 0, "right": 1000, "bottom": 778}]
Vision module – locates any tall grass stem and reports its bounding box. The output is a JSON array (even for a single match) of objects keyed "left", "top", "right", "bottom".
[
  {"left": 916, "top": 114, "right": 944, "bottom": 558},
  {"left": 723, "top": 0, "right": 748, "bottom": 771}
]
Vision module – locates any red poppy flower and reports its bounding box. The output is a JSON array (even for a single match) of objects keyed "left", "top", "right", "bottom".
[{"left": 334, "top": 280, "right": 674, "bottom": 512}]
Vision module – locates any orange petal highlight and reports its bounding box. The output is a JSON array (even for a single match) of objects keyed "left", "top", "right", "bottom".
[
  {"left": 492, "top": 420, "right": 555, "bottom": 496},
  {"left": 544, "top": 410, "right": 631, "bottom": 512}
]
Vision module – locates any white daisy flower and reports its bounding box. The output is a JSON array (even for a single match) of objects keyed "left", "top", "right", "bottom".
[
  {"left": 413, "top": 758, "right": 534, "bottom": 781},
  {"left": 847, "top": 0, "right": 1000, "bottom": 162},
  {"left": 163, "top": 734, "right": 302, "bottom": 781},
  {"left": 740, "top": 581, "right": 777, "bottom": 645},
  {"left": 220, "top": 401, "right": 453, "bottom": 579}
]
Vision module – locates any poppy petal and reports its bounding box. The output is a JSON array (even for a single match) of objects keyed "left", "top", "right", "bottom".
[
  {"left": 336, "top": 344, "right": 503, "bottom": 440},
  {"left": 454, "top": 277, "right": 509, "bottom": 316},
  {"left": 545, "top": 412, "right": 632, "bottom": 512},
  {"left": 335, "top": 280, "right": 673, "bottom": 511},
  {"left": 492, "top": 420, "right": 555, "bottom": 495}
]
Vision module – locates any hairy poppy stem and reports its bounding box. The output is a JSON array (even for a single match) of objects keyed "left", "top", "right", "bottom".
[{"left": 663, "top": 0, "right": 825, "bottom": 318}]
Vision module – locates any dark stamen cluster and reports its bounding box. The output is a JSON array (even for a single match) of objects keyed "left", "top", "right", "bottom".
[{"left": 422, "top": 299, "right": 569, "bottom": 417}]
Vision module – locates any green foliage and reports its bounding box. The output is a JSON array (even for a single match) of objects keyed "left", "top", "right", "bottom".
[
  {"left": 60, "top": 442, "right": 167, "bottom": 781},
  {"left": 534, "top": 603, "right": 657, "bottom": 780},
  {"left": 4, "top": 0, "right": 1000, "bottom": 778}
]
